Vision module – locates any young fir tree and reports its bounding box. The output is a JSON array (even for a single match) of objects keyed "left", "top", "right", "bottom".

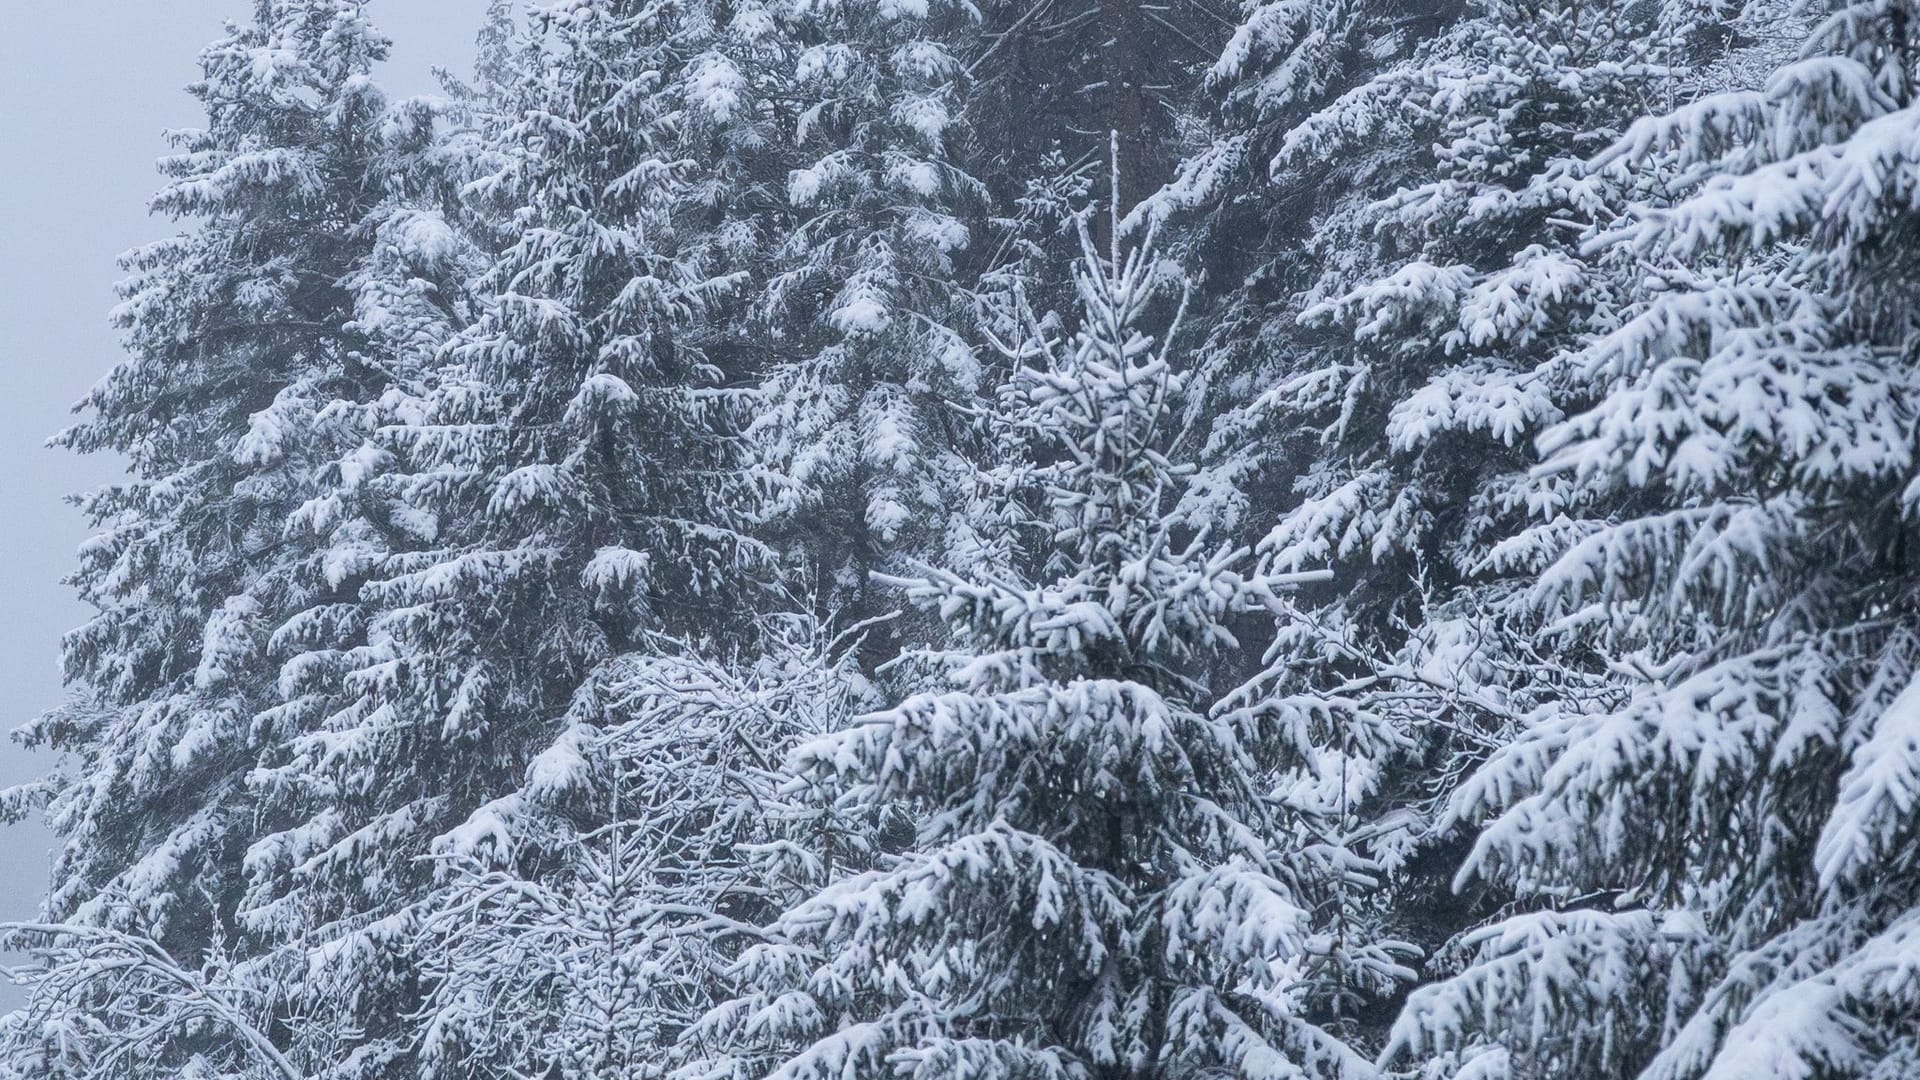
[
  {"left": 684, "top": 211, "right": 1412, "bottom": 1080},
  {"left": 1384, "top": 2, "right": 1920, "bottom": 1076},
  {"left": 1101, "top": 5, "right": 1711, "bottom": 1035},
  {"left": 1, "top": 3, "right": 425, "bottom": 1074}
]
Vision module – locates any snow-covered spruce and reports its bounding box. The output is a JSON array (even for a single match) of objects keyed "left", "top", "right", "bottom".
[
  {"left": 0, "top": 4, "right": 459, "bottom": 1075},
  {"left": 684, "top": 220, "right": 1414, "bottom": 1080},
  {"left": 749, "top": 0, "right": 1004, "bottom": 615},
  {"left": 236, "top": 2, "right": 802, "bottom": 1071},
  {"left": 1388, "top": 3, "right": 1920, "bottom": 1077},
  {"left": 1139, "top": 0, "right": 1709, "bottom": 1004}
]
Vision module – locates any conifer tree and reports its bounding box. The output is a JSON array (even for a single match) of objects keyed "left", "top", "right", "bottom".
[
  {"left": 688, "top": 214, "right": 1411, "bottom": 1080},
  {"left": 750, "top": 0, "right": 1005, "bottom": 619},
  {"left": 236, "top": 1, "right": 794, "bottom": 1072},
  {"left": 1139, "top": 0, "right": 1725, "bottom": 997},
  {"left": 2, "top": 3, "right": 425, "bottom": 1074},
  {"left": 1385, "top": 2, "right": 1920, "bottom": 1076}
]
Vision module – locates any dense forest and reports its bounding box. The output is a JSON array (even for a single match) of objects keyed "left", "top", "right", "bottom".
[{"left": 4, "top": 0, "right": 1920, "bottom": 1076}]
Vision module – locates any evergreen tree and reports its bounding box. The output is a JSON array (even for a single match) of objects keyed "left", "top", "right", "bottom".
[
  {"left": 1145, "top": 0, "right": 1773, "bottom": 1028},
  {"left": 1387, "top": 2, "right": 1920, "bottom": 1076},
  {"left": 2, "top": 3, "right": 427, "bottom": 1074},
  {"left": 687, "top": 218, "right": 1411, "bottom": 1080},
  {"left": 1239, "top": 0, "right": 1704, "bottom": 955},
  {"left": 237, "top": 1, "right": 793, "bottom": 1071},
  {"left": 750, "top": 0, "right": 1005, "bottom": 621}
]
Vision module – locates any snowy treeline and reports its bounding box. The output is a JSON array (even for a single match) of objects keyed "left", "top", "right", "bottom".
[{"left": 6, "top": 0, "right": 1920, "bottom": 1076}]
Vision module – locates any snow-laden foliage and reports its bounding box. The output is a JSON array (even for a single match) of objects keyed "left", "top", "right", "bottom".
[
  {"left": 417, "top": 623, "right": 876, "bottom": 1079},
  {"left": 0, "top": 921, "right": 312, "bottom": 1080},
  {"left": 1384, "top": 2, "right": 1920, "bottom": 1076},
  {"left": 685, "top": 223, "right": 1414, "bottom": 1080},
  {"left": 20, "top": 0, "right": 1920, "bottom": 1076},
  {"left": 1, "top": 4, "right": 455, "bottom": 1075}
]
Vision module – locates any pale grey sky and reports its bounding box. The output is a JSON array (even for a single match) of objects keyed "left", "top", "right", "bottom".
[{"left": 0, "top": 0, "right": 483, "bottom": 999}]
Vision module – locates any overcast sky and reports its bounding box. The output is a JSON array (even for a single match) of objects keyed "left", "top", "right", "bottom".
[{"left": 0, "top": 0, "right": 484, "bottom": 1000}]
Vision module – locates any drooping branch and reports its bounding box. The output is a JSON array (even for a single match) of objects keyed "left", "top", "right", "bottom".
[{"left": 0, "top": 922, "right": 306, "bottom": 1080}]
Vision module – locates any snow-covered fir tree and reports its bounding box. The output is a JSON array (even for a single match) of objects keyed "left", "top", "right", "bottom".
[
  {"left": 231, "top": 1, "right": 798, "bottom": 1072},
  {"left": 0, "top": 3, "right": 446, "bottom": 1074},
  {"left": 1209, "top": 0, "right": 1711, "bottom": 967},
  {"left": 684, "top": 216, "right": 1413, "bottom": 1079},
  {"left": 749, "top": 0, "right": 1005, "bottom": 617},
  {"left": 1385, "top": 1, "right": 1920, "bottom": 1076}
]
